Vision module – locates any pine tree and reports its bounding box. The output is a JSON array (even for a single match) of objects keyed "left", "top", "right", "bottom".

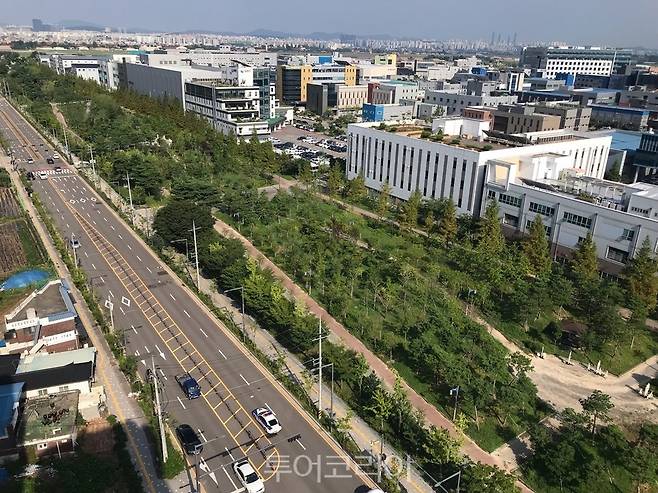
[
  {"left": 571, "top": 233, "right": 599, "bottom": 282},
  {"left": 624, "top": 236, "right": 658, "bottom": 312},
  {"left": 376, "top": 181, "right": 391, "bottom": 217},
  {"left": 477, "top": 200, "right": 505, "bottom": 257},
  {"left": 326, "top": 166, "right": 344, "bottom": 197},
  {"left": 523, "top": 215, "right": 552, "bottom": 277},
  {"left": 347, "top": 175, "right": 367, "bottom": 201},
  {"left": 400, "top": 190, "right": 422, "bottom": 228},
  {"left": 438, "top": 199, "right": 457, "bottom": 246}
]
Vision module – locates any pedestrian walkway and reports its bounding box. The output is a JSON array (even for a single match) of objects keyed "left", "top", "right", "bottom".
[{"left": 212, "top": 219, "right": 534, "bottom": 493}]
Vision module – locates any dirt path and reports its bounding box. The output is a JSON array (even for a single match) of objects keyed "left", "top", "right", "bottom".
[{"left": 213, "top": 218, "right": 534, "bottom": 492}]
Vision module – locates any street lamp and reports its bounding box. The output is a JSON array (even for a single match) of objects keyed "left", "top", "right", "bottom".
[{"left": 104, "top": 298, "right": 114, "bottom": 332}]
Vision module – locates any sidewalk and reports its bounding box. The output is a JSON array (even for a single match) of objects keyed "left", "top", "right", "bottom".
[
  {"left": 194, "top": 272, "right": 435, "bottom": 493},
  {"left": 2, "top": 156, "right": 171, "bottom": 493}
]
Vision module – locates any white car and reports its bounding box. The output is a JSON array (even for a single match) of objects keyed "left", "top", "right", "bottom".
[
  {"left": 70, "top": 238, "right": 81, "bottom": 249},
  {"left": 252, "top": 407, "right": 281, "bottom": 435},
  {"left": 38, "top": 171, "right": 47, "bottom": 180},
  {"left": 27, "top": 157, "right": 34, "bottom": 164},
  {"left": 52, "top": 152, "right": 60, "bottom": 159},
  {"left": 233, "top": 460, "right": 265, "bottom": 493}
]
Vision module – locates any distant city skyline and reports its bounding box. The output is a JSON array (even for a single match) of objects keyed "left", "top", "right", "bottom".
[{"left": 2, "top": 0, "right": 657, "bottom": 48}]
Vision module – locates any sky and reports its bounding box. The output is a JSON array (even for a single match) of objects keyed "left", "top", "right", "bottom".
[{"left": 3, "top": 0, "right": 658, "bottom": 48}]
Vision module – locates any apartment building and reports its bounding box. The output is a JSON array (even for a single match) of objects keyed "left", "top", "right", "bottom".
[
  {"left": 520, "top": 46, "right": 633, "bottom": 79},
  {"left": 346, "top": 122, "right": 611, "bottom": 216},
  {"left": 184, "top": 81, "right": 269, "bottom": 137}
]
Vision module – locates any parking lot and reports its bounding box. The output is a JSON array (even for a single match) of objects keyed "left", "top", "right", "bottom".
[{"left": 271, "top": 125, "right": 347, "bottom": 159}]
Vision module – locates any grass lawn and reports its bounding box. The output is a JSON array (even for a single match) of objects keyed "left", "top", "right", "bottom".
[{"left": 16, "top": 218, "right": 48, "bottom": 267}]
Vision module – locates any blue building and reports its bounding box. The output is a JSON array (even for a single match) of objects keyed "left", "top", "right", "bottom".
[{"left": 362, "top": 103, "right": 385, "bottom": 122}]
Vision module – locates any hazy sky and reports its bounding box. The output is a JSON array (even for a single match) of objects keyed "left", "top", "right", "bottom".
[{"left": 3, "top": 0, "right": 657, "bottom": 48}]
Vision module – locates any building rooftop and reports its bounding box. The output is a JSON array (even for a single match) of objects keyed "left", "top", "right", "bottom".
[
  {"left": 4, "top": 280, "right": 76, "bottom": 329},
  {"left": 0, "top": 361, "right": 93, "bottom": 392},
  {"left": 19, "top": 391, "right": 79, "bottom": 444},
  {"left": 15, "top": 347, "right": 96, "bottom": 374}
]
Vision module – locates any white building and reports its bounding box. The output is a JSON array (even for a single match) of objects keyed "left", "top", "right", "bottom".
[
  {"left": 346, "top": 122, "right": 611, "bottom": 216},
  {"left": 520, "top": 46, "right": 632, "bottom": 79},
  {"left": 424, "top": 89, "right": 518, "bottom": 116},
  {"left": 484, "top": 158, "right": 658, "bottom": 274},
  {"left": 140, "top": 49, "right": 276, "bottom": 68},
  {"left": 184, "top": 81, "right": 269, "bottom": 137}
]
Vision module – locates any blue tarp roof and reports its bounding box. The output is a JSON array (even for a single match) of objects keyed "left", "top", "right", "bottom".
[{"left": 0, "top": 382, "right": 24, "bottom": 435}]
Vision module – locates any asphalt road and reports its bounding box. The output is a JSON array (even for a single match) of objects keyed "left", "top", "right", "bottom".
[{"left": 0, "top": 97, "right": 375, "bottom": 493}]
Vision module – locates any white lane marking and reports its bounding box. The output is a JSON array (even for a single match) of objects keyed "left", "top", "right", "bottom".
[
  {"left": 119, "top": 306, "right": 125, "bottom": 315},
  {"left": 296, "top": 439, "right": 307, "bottom": 450},
  {"left": 110, "top": 225, "right": 115, "bottom": 231},
  {"left": 183, "top": 309, "right": 191, "bottom": 318},
  {"left": 127, "top": 244, "right": 132, "bottom": 250},
  {"left": 218, "top": 348, "right": 227, "bottom": 360},
  {"left": 224, "top": 447, "right": 235, "bottom": 462},
  {"left": 84, "top": 251, "right": 89, "bottom": 258},
  {"left": 177, "top": 396, "right": 186, "bottom": 410},
  {"left": 158, "top": 368, "right": 168, "bottom": 381},
  {"left": 86, "top": 212, "right": 90, "bottom": 218},
  {"left": 198, "top": 429, "right": 208, "bottom": 443},
  {"left": 221, "top": 466, "right": 237, "bottom": 490},
  {"left": 118, "top": 233, "right": 123, "bottom": 239},
  {"left": 92, "top": 220, "right": 97, "bottom": 225},
  {"left": 99, "top": 276, "right": 105, "bottom": 283},
  {"left": 103, "top": 217, "right": 108, "bottom": 222},
  {"left": 239, "top": 374, "right": 250, "bottom": 386},
  {"left": 121, "top": 296, "right": 131, "bottom": 307},
  {"left": 146, "top": 266, "right": 152, "bottom": 274},
  {"left": 131, "top": 325, "right": 138, "bottom": 334},
  {"left": 61, "top": 215, "right": 64, "bottom": 220},
  {"left": 169, "top": 293, "right": 176, "bottom": 301},
  {"left": 199, "top": 328, "right": 208, "bottom": 338},
  {"left": 65, "top": 223, "right": 69, "bottom": 228},
  {"left": 108, "top": 290, "right": 114, "bottom": 298},
  {"left": 136, "top": 255, "right": 142, "bottom": 262},
  {"left": 144, "top": 345, "right": 149, "bottom": 354},
  {"left": 155, "top": 345, "right": 166, "bottom": 360},
  {"left": 135, "top": 349, "right": 140, "bottom": 357},
  {"left": 91, "top": 263, "right": 96, "bottom": 269}
]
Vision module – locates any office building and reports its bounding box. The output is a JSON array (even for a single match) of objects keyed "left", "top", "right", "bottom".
[
  {"left": 424, "top": 90, "right": 518, "bottom": 115},
  {"left": 520, "top": 46, "right": 633, "bottom": 79},
  {"left": 306, "top": 83, "right": 368, "bottom": 114},
  {"left": 362, "top": 103, "right": 414, "bottom": 122},
  {"left": 276, "top": 63, "right": 357, "bottom": 105},
  {"left": 590, "top": 105, "right": 650, "bottom": 131},
  {"left": 184, "top": 81, "right": 269, "bottom": 137},
  {"left": 140, "top": 49, "right": 276, "bottom": 68},
  {"left": 346, "top": 122, "right": 611, "bottom": 216},
  {"left": 484, "top": 154, "right": 658, "bottom": 275},
  {"left": 370, "top": 80, "right": 419, "bottom": 105},
  {"left": 493, "top": 105, "right": 562, "bottom": 134}
]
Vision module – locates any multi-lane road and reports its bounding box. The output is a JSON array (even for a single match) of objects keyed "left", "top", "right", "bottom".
[{"left": 0, "top": 97, "right": 376, "bottom": 493}]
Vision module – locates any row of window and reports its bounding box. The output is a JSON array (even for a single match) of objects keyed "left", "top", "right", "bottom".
[
  {"left": 529, "top": 201, "right": 555, "bottom": 217},
  {"left": 498, "top": 193, "right": 522, "bottom": 208},
  {"left": 563, "top": 211, "right": 592, "bottom": 229}
]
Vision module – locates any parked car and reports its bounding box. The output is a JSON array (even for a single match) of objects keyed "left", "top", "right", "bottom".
[
  {"left": 252, "top": 407, "right": 282, "bottom": 435},
  {"left": 175, "top": 424, "right": 203, "bottom": 455},
  {"left": 233, "top": 459, "right": 265, "bottom": 493}
]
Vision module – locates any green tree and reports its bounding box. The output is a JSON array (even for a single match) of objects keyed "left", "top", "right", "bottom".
[
  {"left": 400, "top": 190, "right": 422, "bottom": 228},
  {"left": 438, "top": 199, "right": 457, "bottom": 245},
  {"left": 477, "top": 200, "right": 505, "bottom": 257},
  {"left": 347, "top": 175, "right": 367, "bottom": 201},
  {"left": 153, "top": 199, "right": 214, "bottom": 247},
  {"left": 421, "top": 425, "right": 462, "bottom": 467},
  {"left": 376, "top": 182, "right": 391, "bottom": 217},
  {"left": 523, "top": 215, "right": 552, "bottom": 277},
  {"left": 366, "top": 387, "right": 393, "bottom": 443},
  {"left": 624, "top": 236, "right": 658, "bottom": 313},
  {"left": 463, "top": 463, "right": 520, "bottom": 493},
  {"left": 579, "top": 390, "right": 614, "bottom": 436},
  {"left": 604, "top": 159, "right": 621, "bottom": 181},
  {"left": 326, "top": 166, "right": 344, "bottom": 197},
  {"left": 571, "top": 233, "right": 599, "bottom": 283}
]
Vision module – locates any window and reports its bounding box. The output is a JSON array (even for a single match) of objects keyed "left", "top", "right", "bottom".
[
  {"left": 38, "top": 389, "right": 48, "bottom": 396},
  {"left": 606, "top": 246, "right": 629, "bottom": 264},
  {"left": 631, "top": 206, "right": 650, "bottom": 216},
  {"left": 503, "top": 214, "right": 519, "bottom": 227},
  {"left": 563, "top": 211, "right": 592, "bottom": 229},
  {"left": 529, "top": 201, "right": 555, "bottom": 217},
  {"left": 526, "top": 219, "right": 551, "bottom": 235},
  {"left": 58, "top": 386, "right": 69, "bottom": 392},
  {"left": 37, "top": 443, "right": 48, "bottom": 450},
  {"left": 488, "top": 190, "right": 496, "bottom": 200},
  {"left": 621, "top": 229, "right": 635, "bottom": 241},
  {"left": 498, "top": 193, "right": 522, "bottom": 208}
]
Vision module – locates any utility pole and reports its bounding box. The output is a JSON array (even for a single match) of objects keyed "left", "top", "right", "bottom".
[
  {"left": 190, "top": 220, "right": 201, "bottom": 291},
  {"left": 71, "top": 233, "right": 77, "bottom": 267},
  {"left": 89, "top": 145, "right": 96, "bottom": 183},
  {"left": 152, "top": 355, "right": 168, "bottom": 463},
  {"left": 312, "top": 319, "right": 327, "bottom": 419},
  {"left": 451, "top": 385, "right": 460, "bottom": 421},
  {"left": 126, "top": 172, "right": 134, "bottom": 224}
]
